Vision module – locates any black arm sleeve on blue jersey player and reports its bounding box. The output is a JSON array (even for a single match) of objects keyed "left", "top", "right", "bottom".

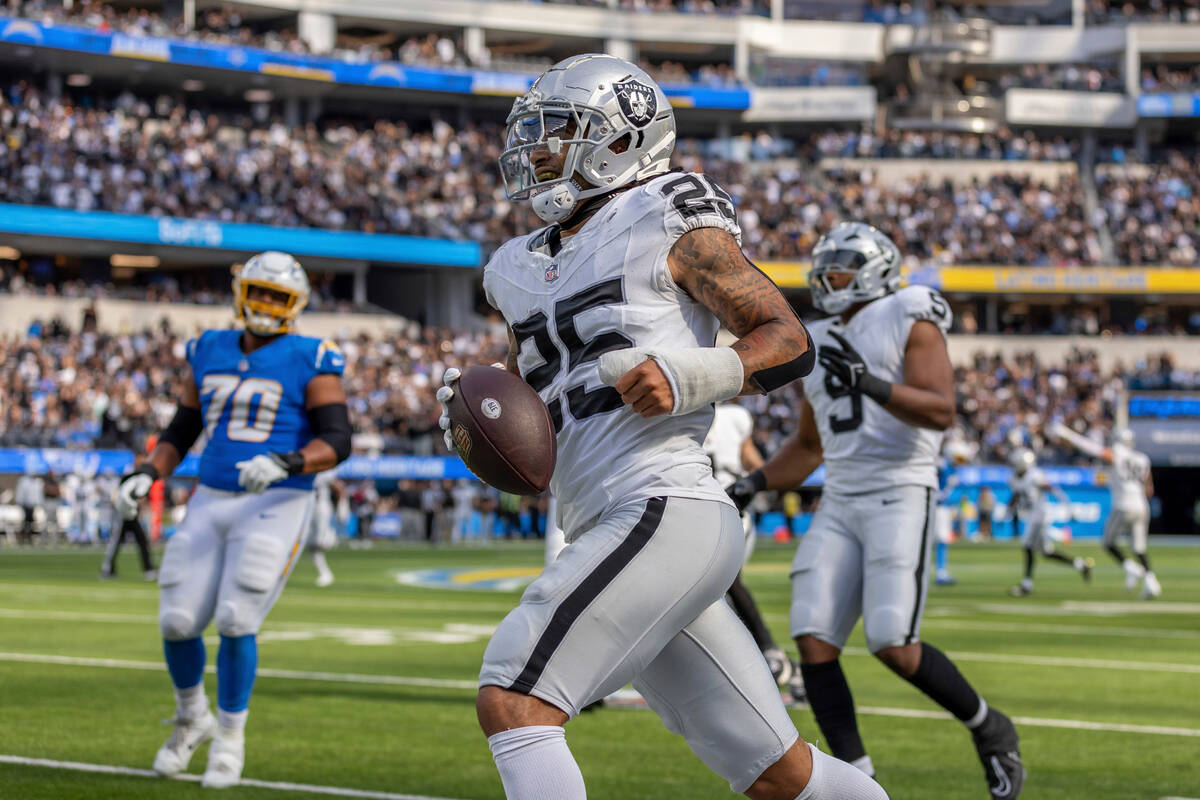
[
  {"left": 158, "top": 405, "right": 204, "bottom": 456},
  {"left": 307, "top": 403, "right": 352, "bottom": 463}
]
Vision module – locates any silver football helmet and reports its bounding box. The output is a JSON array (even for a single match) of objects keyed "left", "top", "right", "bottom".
[
  {"left": 809, "top": 222, "right": 902, "bottom": 315},
  {"left": 1009, "top": 447, "right": 1036, "bottom": 475},
  {"left": 1113, "top": 428, "right": 1135, "bottom": 448},
  {"left": 499, "top": 53, "right": 675, "bottom": 223},
  {"left": 233, "top": 251, "right": 310, "bottom": 335}
]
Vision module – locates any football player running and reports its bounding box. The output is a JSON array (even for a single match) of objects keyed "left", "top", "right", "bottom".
[
  {"left": 437, "top": 55, "right": 886, "bottom": 800},
  {"left": 114, "top": 252, "right": 351, "bottom": 788},
  {"left": 1006, "top": 447, "right": 1093, "bottom": 597},
  {"left": 728, "top": 223, "right": 1025, "bottom": 799},
  {"left": 1051, "top": 424, "right": 1160, "bottom": 598}
]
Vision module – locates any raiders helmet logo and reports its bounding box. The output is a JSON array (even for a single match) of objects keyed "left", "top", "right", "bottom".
[{"left": 613, "top": 79, "right": 657, "bottom": 128}]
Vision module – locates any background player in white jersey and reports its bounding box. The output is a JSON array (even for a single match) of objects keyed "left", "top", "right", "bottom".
[
  {"left": 1006, "top": 448, "right": 1093, "bottom": 597},
  {"left": 307, "top": 470, "right": 338, "bottom": 587},
  {"left": 729, "top": 222, "right": 1025, "bottom": 799},
  {"left": 1051, "top": 425, "right": 1160, "bottom": 598},
  {"left": 705, "top": 401, "right": 800, "bottom": 692},
  {"left": 437, "top": 55, "right": 885, "bottom": 800},
  {"left": 113, "top": 252, "right": 352, "bottom": 789}
]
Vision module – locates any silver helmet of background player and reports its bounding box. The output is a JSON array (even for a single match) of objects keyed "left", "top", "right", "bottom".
[
  {"left": 233, "top": 251, "right": 310, "bottom": 336},
  {"left": 809, "top": 221, "right": 903, "bottom": 315},
  {"left": 499, "top": 53, "right": 676, "bottom": 223},
  {"left": 1113, "top": 428, "right": 1135, "bottom": 447},
  {"left": 1009, "top": 447, "right": 1036, "bottom": 475}
]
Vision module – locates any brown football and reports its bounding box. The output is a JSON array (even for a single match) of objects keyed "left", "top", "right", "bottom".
[{"left": 446, "top": 366, "right": 557, "bottom": 495}]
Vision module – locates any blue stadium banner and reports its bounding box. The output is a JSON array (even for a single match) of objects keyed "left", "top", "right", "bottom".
[
  {"left": 0, "top": 448, "right": 1110, "bottom": 537},
  {"left": 0, "top": 203, "right": 480, "bottom": 267},
  {"left": 0, "top": 449, "right": 474, "bottom": 480},
  {"left": 0, "top": 18, "right": 750, "bottom": 109},
  {"left": 1137, "top": 92, "right": 1200, "bottom": 118}
]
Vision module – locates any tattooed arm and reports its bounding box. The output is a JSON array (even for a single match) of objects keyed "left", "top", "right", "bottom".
[
  {"left": 505, "top": 325, "right": 520, "bottom": 375},
  {"left": 668, "top": 226, "right": 811, "bottom": 395}
]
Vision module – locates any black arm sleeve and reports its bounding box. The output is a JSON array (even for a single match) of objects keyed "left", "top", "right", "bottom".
[
  {"left": 307, "top": 403, "right": 352, "bottom": 464},
  {"left": 750, "top": 327, "right": 815, "bottom": 393},
  {"left": 158, "top": 405, "right": 204, "bottom": 456}
]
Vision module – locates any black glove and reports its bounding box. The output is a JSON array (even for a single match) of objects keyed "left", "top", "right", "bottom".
[
  {"left": 818, "top": 330, "right": 892, "bottom": 405},
  {"left": 726, "top": 470, "right": 766, "bottom": 514}
]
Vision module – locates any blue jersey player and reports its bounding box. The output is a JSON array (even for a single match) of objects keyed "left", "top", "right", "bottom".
[
  {"left": 114, "top": 251, "right": 352, "bottom": 789},
  {"left": 934, "top": 440, "right": 972, "bottom": 586}
]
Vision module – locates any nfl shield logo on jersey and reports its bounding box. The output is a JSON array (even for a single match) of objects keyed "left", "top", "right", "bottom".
[
  {"left": 613, "top": 80, "right": 657, "bottom": 128},
  {"left": 544, "top": 263, "right": 559, "bottom": 282}
]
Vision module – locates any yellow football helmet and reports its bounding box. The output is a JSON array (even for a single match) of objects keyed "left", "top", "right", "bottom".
[{"left": 232, "top": 251, "right": 310, "bottom": 335}]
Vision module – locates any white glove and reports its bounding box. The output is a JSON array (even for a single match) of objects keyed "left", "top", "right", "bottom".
[
  {"left": 236, "top": 454, "right": 290, "bottom": 494},
  {"left": 436, "top": 364, "right": 506, "bottom": 453},
  {"left": 436, "top": 367, "right": 462, "bottom": 452},
  {"left": 114, "top": 471, "right": 154, "bottom": 520}
]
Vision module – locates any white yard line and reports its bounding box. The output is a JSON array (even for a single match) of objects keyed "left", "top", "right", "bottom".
[
  {"left": 841, "top": 646, "right": 1200, "bottom": 675},
  {"left": 920, "top": 618, "right": 1200, "bottom": 641},
  {"left": 0, "top": 755, "right": 464, "bottom": 800},
  {"left": 763, "top": 610, "right": 1200, "bottom": 642},
  {"left": 0, "top": 583, "right": 513, "bottom": 614},
  {"left": 0, "top": 652, "right": 476, "bottom": 689},
  {"left": 2, "top": 650, "right": 1197, "bottom": 739},
  {"left": 856, "top": 707, "right": 1200, "bottom": 738}
]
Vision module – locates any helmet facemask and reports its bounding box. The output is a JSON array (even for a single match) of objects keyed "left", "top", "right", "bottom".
[
  {"left": 501, "top": 102, "right": 634, "bottom": 223},
  {"left": 234, "top": 278, "right": 307, "bottom": 335},
  {"left": 808, "top": 223, "right": 902, "bottom": 315},
  {"left": 499, "top": 55, "right": 676, "bottom": 225}
]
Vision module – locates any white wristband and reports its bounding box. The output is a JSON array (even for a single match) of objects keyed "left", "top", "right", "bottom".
[{"left": 597, "top": 346, "right": 744, "bottom": 416}]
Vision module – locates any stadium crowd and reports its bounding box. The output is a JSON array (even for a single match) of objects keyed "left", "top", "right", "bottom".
[
  {"left": 4, "top": 305, "right": 1197, "bottom": 462},
  {"left": 9, "top": 79, "right": 1198, "bottom": 266},
  {"left": 0, "top": 259, "right": 358, "bottom": 312},
  {"left": 1096, "top": 152, "right": 1200, "bottom": 267}
]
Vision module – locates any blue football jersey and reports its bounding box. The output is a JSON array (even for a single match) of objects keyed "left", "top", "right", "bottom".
[
  {"left": 187, "top": 330, "right": 345, "bottom": 492},
  {"left": 936, "top": 457, "right": 959, "bottom": 505}
]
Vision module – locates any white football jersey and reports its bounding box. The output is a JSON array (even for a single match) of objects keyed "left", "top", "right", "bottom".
[
  {"left": 1009, "top": 468, "right": 1048, "bottom": 521},
  {"left": 1109, "top": 443, "right": 1151, "bottom": 512},
  {"left": 704, "top": 403, "right": 754, "bottom": 487},
  {"left": 484, "top": 171, "right": 739, "bottom": 536},
  {"left": 801, "top": 285, "right": 952, "bottom": 495}
]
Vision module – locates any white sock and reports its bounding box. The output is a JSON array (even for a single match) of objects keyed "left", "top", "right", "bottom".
[
  {"left": 1020, "top": 577, "right": 1033, "bottom": 591},
  {"left": 796, "top": 743, "right": 889, "bottom": 800},
  {"left": 850, "top": 755, "right": 875, "bottom": 777},
  {"left": 312, "top": 551, "right": 332, "bottom": 577},
  {"left": 174, "top": 683, "right": 208, "bottom": 720},
  {"left": 216, "top": 709, "right": 248, "bottom": 738},
  {"left": 487, "top": 725, "right": 586, "bottom": 800}
]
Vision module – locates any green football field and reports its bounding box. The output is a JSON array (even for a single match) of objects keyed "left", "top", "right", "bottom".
[{"left": 1, "top": 539, "right": 1197, "bottom": 800}]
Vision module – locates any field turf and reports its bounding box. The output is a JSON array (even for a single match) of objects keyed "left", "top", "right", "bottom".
[{"left": 0, "top": 539, "right": 1197, "bottom": 799}]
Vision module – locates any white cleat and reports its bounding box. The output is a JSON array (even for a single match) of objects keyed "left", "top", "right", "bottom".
[
  {"left": 1141, "top": 572, "right": 1162, "bottom": 600},
  {"left": 315, "top": 572, "right": 335, "bottom": 588},
  {"left": 201, "top": 731, "right": 245, "bottom": 789},
  {"left": 1123, "top": 559, "right": 1145, "bottom": 592},
  {"left": 153, "top": 709, "right": 215, "bottom": 776}
]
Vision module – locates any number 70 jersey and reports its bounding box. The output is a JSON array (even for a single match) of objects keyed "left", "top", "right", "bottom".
[
  {"left": 801, "top": 286, "right": 952, "bottom": 496},
  {"left": 187, "top": 329, "right": 345, "bottom": 492},
  {"left": 483, "top": 171, "right": 739, "bottom": 536}
]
